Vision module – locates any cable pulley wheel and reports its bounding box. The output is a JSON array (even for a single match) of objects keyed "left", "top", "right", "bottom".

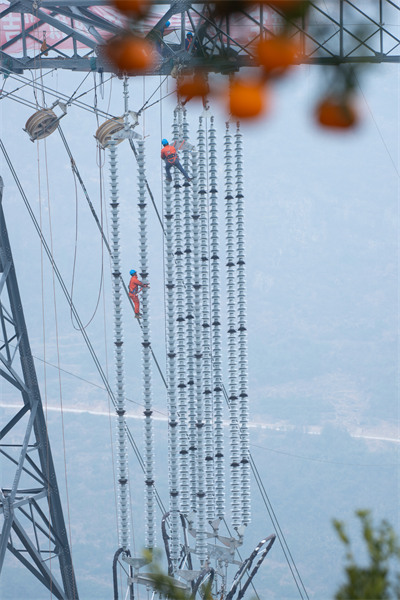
[
  {"left": 24, "top": 109, "right": 59, "bottom": 141},
  {"left": 95, "top": 118, "right": 124, "bottom": 149}
]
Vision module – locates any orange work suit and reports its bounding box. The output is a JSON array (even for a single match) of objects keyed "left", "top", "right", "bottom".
[
  {"left": 129, "top": 273, "right": 145, "bottom": 315},
  {"left": 161, "top": 142, "right": 191, "bottom": 181}
]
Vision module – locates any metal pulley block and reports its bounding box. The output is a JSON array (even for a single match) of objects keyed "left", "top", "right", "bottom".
[
  {"left": 24, "top": 101, "right": 67, "bottom": 141},
  {"left": 95, "top": 114, "right": 141, "bottom": 149},
  {"left": 95, "top": 117, "right": 125, "bottom": 149}
]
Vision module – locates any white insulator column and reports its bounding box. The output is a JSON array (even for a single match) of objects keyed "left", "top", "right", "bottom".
[
  {"left": 234, "top": 123, "right": 250, "bottom": 526},
  {"left": 209, "top": 116, "right": 224, "bottom": 521},
  {"left": 109, "top": 140, "right": 131, "bottom": 551},
  {"left": 180, "top": 111, "right": 193, "bottom": 516},
  {"left": 164, "top": 147, "right": 180, "bottom": 570},
  {"left": 193, "top": 115, "right": 206, "bottom": 564},
  {"left": 224, "top": 123, "right": 241, "bottom": 530},
  {"left": 181, "top": 119, "right": 197, "bottom": 512},
  {"left": 191, "top": 124, "right": 203, "bottom": 520},
  {"left": 174, "top": 109, "right": 188, "bottom": 518},
  {"left": 137, "top": 140, "right": 156, "bottom": 548},
  {"left": 199, "top": 117, "right": 214, "bottom": 524}
]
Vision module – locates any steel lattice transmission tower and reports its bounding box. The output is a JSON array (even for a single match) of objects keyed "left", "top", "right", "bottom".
[
  {"left": 0, "top": 1, "right": 399, "bottom": 598},
  {"left": 0, "top": 177, "right": 78, "bottom": 600}
]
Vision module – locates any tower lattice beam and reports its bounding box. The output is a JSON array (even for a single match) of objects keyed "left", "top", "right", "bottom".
[{"left": 0, "top": 1, "right": 398, "bottom": 75}]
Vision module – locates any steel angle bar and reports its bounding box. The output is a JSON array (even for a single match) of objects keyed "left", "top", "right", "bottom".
[
  {"left": 0, "top": 449, "right": 46, "bottom": 487},
  {"left": 0, "top": 17, "right": 46, "bottom": 51},
  {"left": 18, "top": 3, "right": 98, "bottom": 48},
  {"left": 10, "top": 516, "right": 67, "bottom": 600},
  {"left": 0, "top": 404, "right": 30, "bottom": 439}
]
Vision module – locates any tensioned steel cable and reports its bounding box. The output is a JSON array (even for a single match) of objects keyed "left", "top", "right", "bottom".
[{"left": 0, "top": 69, "right": 117, "bottom": 119}]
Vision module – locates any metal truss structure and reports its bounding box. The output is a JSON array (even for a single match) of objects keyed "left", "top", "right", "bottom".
[
  {"left": 0, "top": 177, "right": 78, "bottom": 599},
  {"left": 0, "top": 1, "right": 398, "bottom": 76}
]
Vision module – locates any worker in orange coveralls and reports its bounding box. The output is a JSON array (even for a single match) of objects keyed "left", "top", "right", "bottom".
[
  {"left": 161, "top": 139, "right": 192, "bottom": 182},
  {"left": 128, "top": 269, "right": 148, "bottom": 318}
]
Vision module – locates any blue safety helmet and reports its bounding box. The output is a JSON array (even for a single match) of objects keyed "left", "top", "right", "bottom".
[
  {"left": 165, "top": 20, "right": 170, "bottom": 28},
  {"left": 162, "top": 138, "right": 168, "bottom": 146},
  {"left": 187, "top": 32, "right": 193, "bottom": 38},
  {"left": 130, "top": 269, "right": 136, "bottom": 275}
]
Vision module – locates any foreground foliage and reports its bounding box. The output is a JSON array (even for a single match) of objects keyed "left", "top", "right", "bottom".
[{"left": 334, "top": 510, "right": 400, "bottom": 600}]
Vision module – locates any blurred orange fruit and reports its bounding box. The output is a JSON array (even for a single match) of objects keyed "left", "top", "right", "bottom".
[
  {"left": 106, "top": 36, "right": 155, "bottom": 72},
  {"left": 315, "top": 97, "right": 359, "bottom": 129},
  {"left": 111, "top": 0, "right": 149, "bottom": 15},
  {"left": 256, "top": 36, "right": 300, "bottom": 74},
  {"left": 177, "top": 75, "right": 210, "bottom": 99},
  {"left": 229, "top": 80, "right": 267, "bottom": 119}
]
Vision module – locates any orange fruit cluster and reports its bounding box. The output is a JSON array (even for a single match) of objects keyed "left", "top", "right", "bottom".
[
  {"left": 315, "top": 97, "right": 359, "bottom": 129},
  {"left": 106, "top": 35, "right": 155, "bottom": 72},
  {"left": 177, "top": 75, "right": 210, "bottom": 100},
  {"left": 256, "top": 36, "right": 300, "bottom": 75},
  {"left": 229, "top": 80, "right": 268, "bottom": 119}
]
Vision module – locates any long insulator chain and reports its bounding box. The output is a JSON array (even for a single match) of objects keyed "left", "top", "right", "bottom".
[
  {"left": 200, "top": 116, "right": 214, "bottom": 524},
  {"left": 164, "top": 136, "right": 180, "bottom": 570},
  {"left": 172, "top": 109, "right": 188, "bottom": 530},
  {"left": 235, "top": 123, "right": 250, "bottom": 527},
  {"left": 109, "top": 140, "right": 131, "bottom": 551},
  {"left": 194, "top": 118, "right": 208, "bottom": 524},
  {"left": 208, "top": 115, "right": 224, "bottom": 521},
  {"left": 189, "top": 113, "right": 206, "bottom": 564},
  {"left": 137, "top": 139, "right": 156, "bottom": 549},
  {"left": 224, "top": 123, "right": 241, "bottom": 530},
  {"left": 179, "top": 110, "right": 193, "bottom": 517}
]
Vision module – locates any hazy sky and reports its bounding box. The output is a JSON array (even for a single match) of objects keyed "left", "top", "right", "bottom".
[{"left": 0, "top": 52, "right": 398, "bottom": 599}]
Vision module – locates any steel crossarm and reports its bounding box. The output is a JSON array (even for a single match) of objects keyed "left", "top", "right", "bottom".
[{"left": 0, "top": 1, "right": 398, "bottom": 75}]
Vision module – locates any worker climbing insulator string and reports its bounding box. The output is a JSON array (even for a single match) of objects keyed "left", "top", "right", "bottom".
[
  {"left": 109, "top": 138, "right": 131, "bottom": 552},
  {"left": 164, "top": 113, "right": 180, "bottom": 571}
]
